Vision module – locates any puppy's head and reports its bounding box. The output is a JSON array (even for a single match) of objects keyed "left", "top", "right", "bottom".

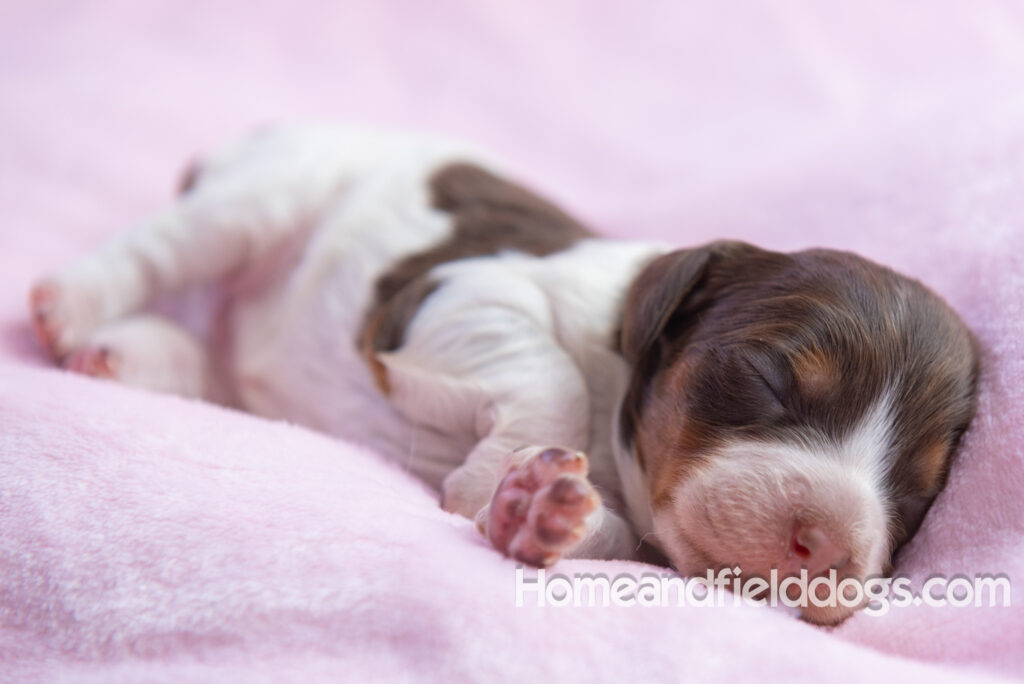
[{"left": 619, "top": 241, "right": 979, "bottom": 624}]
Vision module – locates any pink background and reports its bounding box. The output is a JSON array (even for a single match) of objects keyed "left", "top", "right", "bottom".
[{"left": 2, "top": 2, "right": 1024, "bottom": 682}]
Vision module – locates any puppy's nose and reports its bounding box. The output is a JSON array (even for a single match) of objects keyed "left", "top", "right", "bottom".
[{"left": 790, "top": 523, "right": 850, "bottom": 576}]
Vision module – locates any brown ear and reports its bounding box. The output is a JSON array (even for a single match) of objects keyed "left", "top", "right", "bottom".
[
  {"left": 619, "top": 246, "right": 716, "bottom": 364},
  {"left": 616, "top": 240, "right": 761, "bottom": 449}
]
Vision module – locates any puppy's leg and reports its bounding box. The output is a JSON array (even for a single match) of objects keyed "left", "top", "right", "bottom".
[
  {"left": 376, "top": 269, "right": 637, "bottom": 563},
  {"left": 62, "top": 315, "right": 218, "bottom": 400},
  {"left": 30, "top": 205, "right": 222, "bottom": 358},
  {"left": 29, "top": 125, "right": 380, "bottom": 358},
  {"left": 30, "top": 190, "right": 312, "bottom": 358}
]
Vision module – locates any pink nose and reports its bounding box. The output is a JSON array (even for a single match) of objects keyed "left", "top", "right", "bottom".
[{"left": 790, "top": 523, "right": 850, "bottom": 576}]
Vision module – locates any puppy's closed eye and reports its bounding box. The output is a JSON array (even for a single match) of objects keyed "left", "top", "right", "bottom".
[
  {"left": 743, "top": 347, "right": 792, "bottom": 408},
  {"left": 689, "top": 345, "right": 790, "bottom": 426}
]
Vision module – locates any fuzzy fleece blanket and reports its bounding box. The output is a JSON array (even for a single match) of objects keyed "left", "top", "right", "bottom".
[{"left": 2, "top": 1, "right": 1024, "bottom": 682}]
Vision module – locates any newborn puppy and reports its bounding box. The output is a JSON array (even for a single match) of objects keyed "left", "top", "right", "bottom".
[{"left": 29, "top": 125, "right": 979, "bottom": 624}]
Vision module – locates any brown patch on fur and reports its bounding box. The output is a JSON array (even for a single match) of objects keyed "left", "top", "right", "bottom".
[
  {"left": 793, "top": 347, "right": 839, "bottom": 400},
  {"left": 616, "top": 246, "right": 720, "bottom": 449},
  {"left": 637, "top": 360, "right": 716, "bottom": 508},
  {"left": 360, "top": 276, "right": 440, "bottom": 394},
  {"left": 358, "top": 162, "right": 593, "bottom": 393},
  {"left": 915, "top": 441, "right": 950, "bottom": 495}
]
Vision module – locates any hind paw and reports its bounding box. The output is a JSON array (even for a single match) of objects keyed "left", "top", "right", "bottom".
[
  {"left": 63, "top": 344, "right": 119, "bottom": 379},
  {"left": 29, "top": 280, "right": 101, "bottom": 359}
]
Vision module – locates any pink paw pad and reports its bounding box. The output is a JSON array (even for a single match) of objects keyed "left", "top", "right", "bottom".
[
  {"left": 29, "top": 281, "right": 64, "bottom": 357},
  {"left": 63, "top": 345, "right": 118, "bottom": 379},
  {"left": 487, "top": 447, "right": 600, "bottom": 567}
]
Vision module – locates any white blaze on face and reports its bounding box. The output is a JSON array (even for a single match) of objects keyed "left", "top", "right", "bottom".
[{"left": 653, "top": 390, "right": 898, "bottom": 621}]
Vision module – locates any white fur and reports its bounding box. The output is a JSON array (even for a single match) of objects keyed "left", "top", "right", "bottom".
[
  {"left": 645, "top": 391, "right": 897, "bottom": 622},
  {"left": 36, "top": 124, "right": 667, "bottom": 563}
]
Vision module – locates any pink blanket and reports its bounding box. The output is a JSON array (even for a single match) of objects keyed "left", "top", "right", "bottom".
[{"left": 2, "top": 2, "right": 1023, "bottom": 681}]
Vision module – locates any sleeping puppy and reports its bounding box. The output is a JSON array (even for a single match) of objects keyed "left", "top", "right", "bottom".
[{"left": 28, "top": 125, "right": 979, "bottom": 624}]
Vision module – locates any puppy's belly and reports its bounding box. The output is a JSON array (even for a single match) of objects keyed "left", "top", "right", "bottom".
[{"left": 221, "top": 165, "right": 477, "bottom": 489}]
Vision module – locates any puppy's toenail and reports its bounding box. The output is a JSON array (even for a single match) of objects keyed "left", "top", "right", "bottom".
[
  {"left": 540, "top": 447, "right": 582, "bottom": 464},
  {"left": 539, "top": 447, "right": 568, "bottom": 462}
]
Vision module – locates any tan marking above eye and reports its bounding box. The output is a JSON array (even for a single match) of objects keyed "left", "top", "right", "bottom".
[
  {"left": 793, "top": 347, "right": 838, "bottom": 399},
  {"left": 917, "top": 441, "right": 950, "bottom": 495}
]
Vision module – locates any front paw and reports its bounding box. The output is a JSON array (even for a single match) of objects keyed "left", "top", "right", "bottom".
[{"left": 485, "top": 447, "right": 601, "bottom": 567}]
